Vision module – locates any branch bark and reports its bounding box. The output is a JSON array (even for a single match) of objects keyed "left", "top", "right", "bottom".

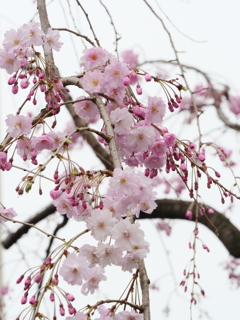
[{"left": 3, "top": 199, "right": 240, "bottom": 259}]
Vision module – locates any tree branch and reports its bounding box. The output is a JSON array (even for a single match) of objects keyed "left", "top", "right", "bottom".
[{"left": 3, "top": 199, "right": 240, "bottom": 259}]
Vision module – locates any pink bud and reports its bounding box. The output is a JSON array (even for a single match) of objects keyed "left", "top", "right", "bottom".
[
  {"left": 185, "top": 210, "right": 192, "bottom": 220},
  {"left": 144, "top": 73, "right": 152, "bottom": 82},
  {"left": 136, "top": 85, "right": 142, "bottom": 95},
  {"left": 12, "top": 85, "right": 19, "bottom": 94},
  {"left": 99, "top": 201, "right": 103, "bottom": 210},
  {"left": 208, "top": 208, "right": 214, "bottom": 214},
  {"left": 53, "top": 171, "right": 59, "bottom": 180},
  {"left": 215, "top": 171, "right": 221, "bottom": 178},
  {"left": 68, "top": 305, "right": 76, "bottom": 315},
  {"left": 20, "top": 57, "right": 27, "bottom": 68},
  {"left": 123, "top": 76, "right": 130, "bottom": 86},
  {"left": 54, "top": 274, "right": 59, "bottom": 285},
  {"left": 180, "top": 163, "right": 187, "bottom": 171},
  {"left": 59, "top": 304, "right": 65, "bottom": 316},
  {"left": 40, "top": 84, "right": 46, "bottom": 92},
  {"left": 29, "top": 296, "right": 36, "bottom": 305},
  {"left": 50, "top": 292, "right": 55, "bottom": 302},
  {"left": 198, "top": 153, "right": 205, "bottom": 162},
  {"left": 145, "top": 168, "right": 150, "bottom": 177},
  {"left": 194, "top": 228, "right": 199, "bottom": 236},
  {"left": 31, "top": 159, "right": 38, "bottom": 165},
  {"left": 16, "top": 275, "right": 24, "bottom": 284},
  {"left": 21, "top": 293, "right": 28, "bottom": 304},
  {"left": 24, "top": 276, "right": 31, "bottom": 286},
  {"left": 66, "top": 293, "right": 75, "bottom": 301},
  {"left": 33, "top": 272, "right": 43, "bottom": 283},
  {"left": 163, "top": 133, "right": 176, "bottom": 147},
  {"left": 38, "top": 73, "right": 45, "bottom": 79},
  {"left": 8, "top": 77, "right": 16, "bottom": 85}
]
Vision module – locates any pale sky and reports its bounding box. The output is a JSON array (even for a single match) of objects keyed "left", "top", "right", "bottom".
[{"left": 0, "top": 1, "right": 240, "bottom": 319}]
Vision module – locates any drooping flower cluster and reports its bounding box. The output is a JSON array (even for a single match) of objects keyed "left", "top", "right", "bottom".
[{"left": 0, "top": 20, "right": 237, "bottom": 320}]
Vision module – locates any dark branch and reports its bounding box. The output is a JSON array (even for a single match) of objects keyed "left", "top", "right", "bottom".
[
  {"left": 3, "top": 199, "right": 240, "bottom": 259},
  {"left": 2, "top": 204, "right": 56, "bottom": 249},
  {"left": 140, "top": 199, "right": 240, "bottom": 258}
]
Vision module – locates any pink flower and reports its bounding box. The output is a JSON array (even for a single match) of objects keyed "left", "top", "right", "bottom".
[
  {"left": 109, "top": 167, "right": 139, "bottom": 195},
  {"left": 81, "top": 266, "right": 106, "bottom": 295},
  {"left": 31, "top": 134, "right": 55, "bottom": 152},
  {"left": 163, "top": 132, "right": 176, "bottom": 147},
  {"left": 59, "top": 253, "right": 89, "bottom": 285},
  {"left": 0, "top": 207, "right": 17, "bottom": 222},
  {"left": 16, "top": 137, "right": 35, "bottom": 161},
  {"left": 5, "top": 114, "right": 32, "bottom": 138},
  {"left": 0, "top": 152, "right": 12, "bottom": 171},
  {"left": 96, "top": 243, "right": 122, "bottom": 267},
  {"left": 105, "top": 85, "right": 126, "bottom": 103},
  {"left": 21, "top": 22, "right": 45, "bottom": 46},
  {"left": 144, "top": 155, "right": 166, "bottom": 169},
  {"left": 117, "top": 310, "right": 143, "bottom": 320},
  {"left": 145, "top": 96, "right": 166, "bottom": 123},
  {"left": 74, "top": 96, "right": 99, "bottom": 123},
  {"left": 110, "top": 108, "right": 133, "bottom": 134},
  {"left": 87, "top": 209, "right": 116, "bottom": 241},
  {"left": 66, "top": 311, "right": 87, "bottom": 320},
  {"left": 3, "top": 28, "right": 26, "bottom": 53},
  {"left": 113, "top": 218, "right": 145, "bottom": 251},
  {"left": 50, "top": 189, "right": 62, "bottom": 200},
  {"left": 129, "top": 126, "right": 155, "bottom": 152},
  {"left": 104, "top": 61, "right": 129, "bottom": 89},
  {"left": 151, "top": 139, "right": 167, "bottom": 156},
  {"left": 81, "top": 70, "right": 105, "bottom": 93},
  {"left": 80, "top": 47, "right": 109, "bottom": 70},
  {"left": 53, "top": 194, "right": 78, "bottom": 218},
  {"left": 0, "top": 49, "right": 21, "bottom": 74},
  {"left": 47, "top": 131, "right": 66, "bottom": 149},
  {"left": 121, "top": 50, "right": 139, "bottom": 68},
  {"left": 43, "top": 28, "right": 63, "bottom": 53}
]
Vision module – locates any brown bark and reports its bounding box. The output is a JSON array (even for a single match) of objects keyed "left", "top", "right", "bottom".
[{"left": 3, "top": 199, "right": 240, "bottom": 259}]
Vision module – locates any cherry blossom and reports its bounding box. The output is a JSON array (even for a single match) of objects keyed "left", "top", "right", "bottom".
[
  {"left": 43, "top": 28, "right": 63, "bottom": 53},
  {"left": 0, "top": 207, "right": 17, "bottom": 222},
  {"left": 21, "top": 21, "right": 45, "bottom": 46},
  {"left": 145, "top": 96, "right": 166, "bottom": 124},
  {"left": 59, "top": 253, "right": 89, "bottom": 286},
  {"left": 66, "top": 311, "right": 87, "bottom": 320},
  {"left": 86, "top": 209, "right": 117, "bottom": 241},
  {"left": 0, "top": 49, "right": 21, "bottom": 74},
  {"left": 110, "top": 108, "right": 133, "bottom": 134},
  {"left": 81, "top": 69, "right": 105, "bottom": 93},
  {"left": 74, "top": 97, "right": 99, "bottom": 123},
  {"left": 81, "top": 266, "right": 106, "bottom": 295},
  {"left": 5, "top": 114, "right": 32, "bottom": 138},
  {"left": 121, "top": 49, "right": 139, "bottom": 68},
  {"left": 80, "top": 47, "right": 109, "bottom": 70},
  {"left": 113, "top": 218, "right": 147, "bottom": 251},
  {"left": 104, "top": 61, "right": 129, "bottom": 89}
]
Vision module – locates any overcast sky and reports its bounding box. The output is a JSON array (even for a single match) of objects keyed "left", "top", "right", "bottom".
[{"left": 1, "top": 1, "right": 240, "bottom": 319}]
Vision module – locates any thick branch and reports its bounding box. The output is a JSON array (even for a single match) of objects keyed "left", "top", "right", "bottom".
[
  {"left": 140, "top": 199, "right": 240, "bottom": 258},
  {"left": 3, "top": 199, "right": 240, "bottom": 258}
]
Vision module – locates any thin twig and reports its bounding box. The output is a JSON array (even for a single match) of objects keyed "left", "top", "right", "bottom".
[
  {"left": 53, "top": 27, "right": 95, "bottom": 46},
  {"left": 98, "top": 0, "right": 121, "bottom": 59},
  {"left": 75, "top": 0, "right": 101, "bottom": 47},
  {"left": 142, "top": 0, "right": 203, "bottom": 149}
]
